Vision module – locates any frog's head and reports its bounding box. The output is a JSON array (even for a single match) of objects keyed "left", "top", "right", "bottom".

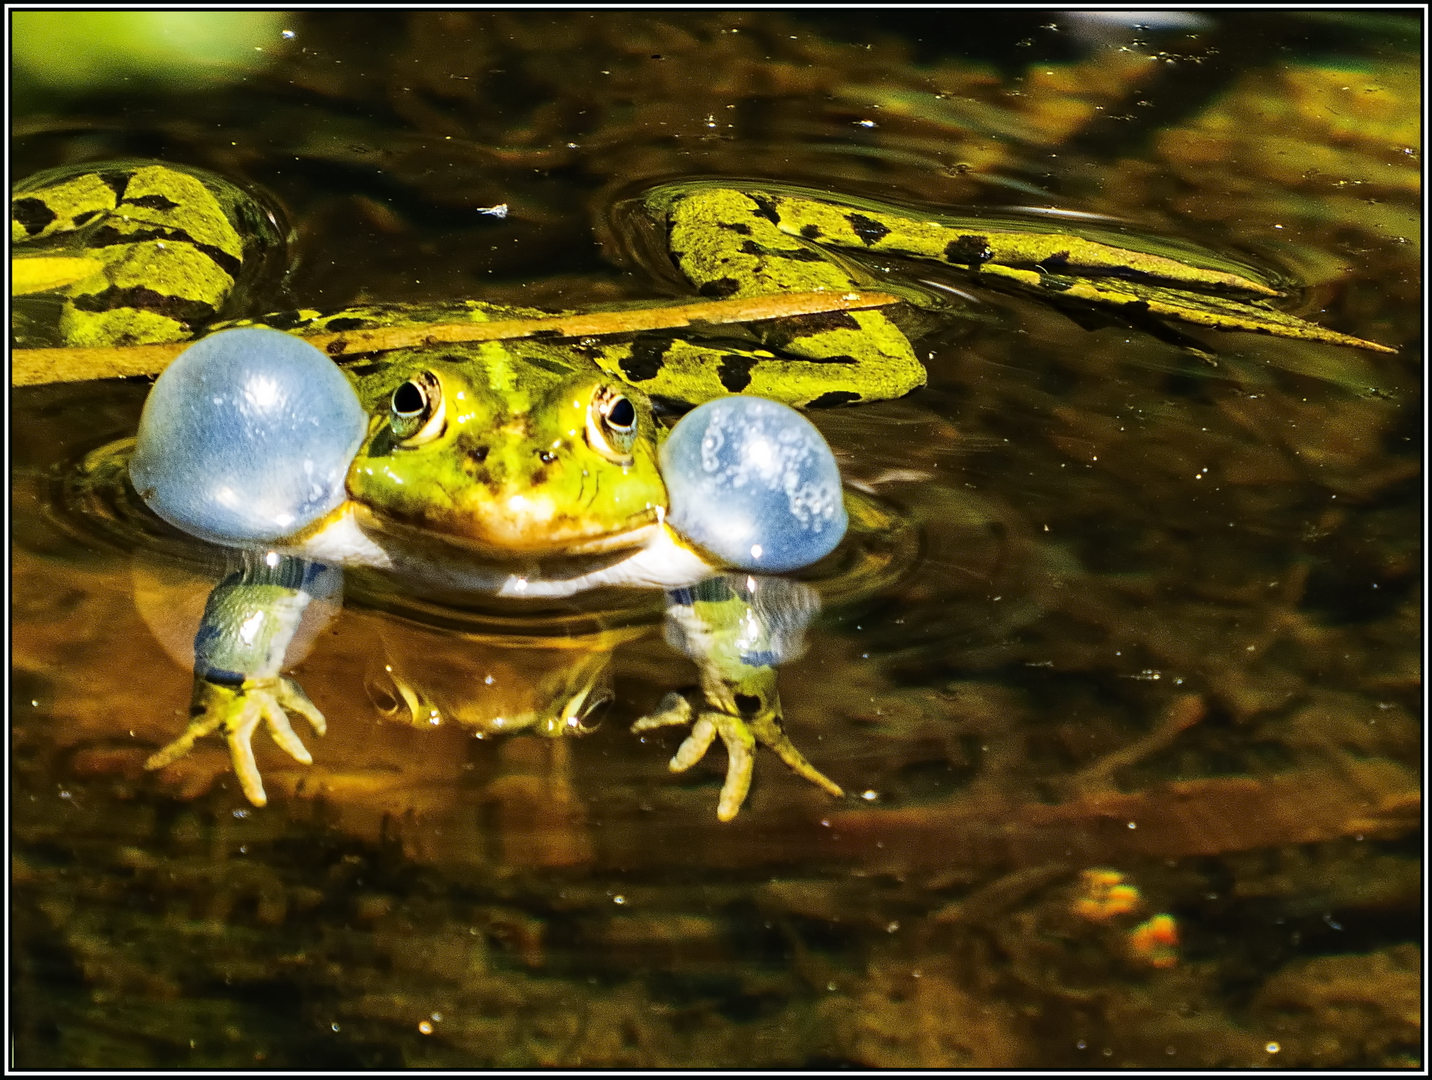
[{"left": 345, "top": 343, "right": 668, "bottom": 558}]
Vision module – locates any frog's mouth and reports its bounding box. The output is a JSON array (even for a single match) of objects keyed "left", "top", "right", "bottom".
[{"left": 351, "top": 501, "right": 662, "bottom": 560}]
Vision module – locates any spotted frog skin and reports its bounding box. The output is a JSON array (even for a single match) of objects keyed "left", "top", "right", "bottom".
[{"left": 11, "top": 162, "right": 1392, "bottom": 820}]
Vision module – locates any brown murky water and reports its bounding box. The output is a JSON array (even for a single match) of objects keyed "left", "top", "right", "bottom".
[{"left": 11, "top": 11, "right": 1422, "bottom": 1068}]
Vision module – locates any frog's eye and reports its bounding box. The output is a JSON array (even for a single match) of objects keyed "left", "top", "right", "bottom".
[
  {"left": 389, "top": 371, "right": 446, "bottom": 445},
  {"left": 586, "top": 387, "right": 638, "bottom": 464}
]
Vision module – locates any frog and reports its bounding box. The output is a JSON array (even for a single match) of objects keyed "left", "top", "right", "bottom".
[{"left": 11, "top": 161, "right": 1393, "bottom": 820}]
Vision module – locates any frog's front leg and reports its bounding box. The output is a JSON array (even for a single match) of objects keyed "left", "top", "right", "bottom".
[
  {"left": 144, "top": 553, "right": 341, "bottom": 805},
  {"left": 633, "top": 575, "right": 843, "bottom": 821}
]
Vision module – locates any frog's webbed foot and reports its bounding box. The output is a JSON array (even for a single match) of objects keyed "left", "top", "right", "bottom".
[
  {"left": 633, "top": 689, "right": 843, "bottom": 822},
  {"left": 144, "top": 677, "right": 326, "bottom": 806}
]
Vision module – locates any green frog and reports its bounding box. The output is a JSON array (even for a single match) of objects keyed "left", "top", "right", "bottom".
[{"left": 11, "top": 161, "right": 1391, "bottom": 820}]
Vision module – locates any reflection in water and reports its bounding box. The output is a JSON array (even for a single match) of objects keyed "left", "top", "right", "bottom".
[
  {"left": 56, "top": 438, "right": 905, "bottom": 825},
  {"left": 11, "top": 9, "right": 1421, "bottom": 1070}
]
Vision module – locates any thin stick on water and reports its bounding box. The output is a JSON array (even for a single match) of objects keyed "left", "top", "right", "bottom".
[{"left": 11, "top": 289, "right": 903, "bottom": 387}]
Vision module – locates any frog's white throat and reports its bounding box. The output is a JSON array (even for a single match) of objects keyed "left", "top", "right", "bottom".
[{"left": 282, "top": 501, "right": 718, "bottom": 598}]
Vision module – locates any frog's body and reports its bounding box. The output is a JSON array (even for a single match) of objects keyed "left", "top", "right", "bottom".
[{"left": 12, "top": 161, "right": 1392, "bottom": 819}]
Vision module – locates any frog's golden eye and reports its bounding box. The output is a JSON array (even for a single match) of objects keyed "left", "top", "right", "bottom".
[
  {"left": 389, "top": 371, "right": 445, "bottom": 445},
  {"left": 586, "top": 386, "right": 638, "bottom": 464}
]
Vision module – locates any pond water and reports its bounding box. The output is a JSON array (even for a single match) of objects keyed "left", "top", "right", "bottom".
[{"left": 11, "top": 11, "right": 1422, "bottom": 1068}]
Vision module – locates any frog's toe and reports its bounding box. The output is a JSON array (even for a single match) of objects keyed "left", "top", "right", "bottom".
[
  {"left": 261, "top": 678, "right": 327, "bottom": 763},
  {"left": 658, "top": 709, "right": 756, "bottom": 822},
  {"left": 258, "top": 698, "right": 312, "bottom": 766},
  {"left": 631, "top": 691, "right": 692, "bottom": 733},
  {"left": 751, "top": 713, "right": 844, "bottom": 799},
  {"left": 144, "top": 711, "right": 224, "bottom": 772},
  {"left": 710, "top": 713, "right": 757, "bottom": 822},
  {"left": 668, "top": 714, "right": 720, "bottom": 773},
  {"left": 224, "top": 697, "right": 270, "bottom": 807},
  {"left": 277, "top": 677, "right": 327, "bottom": 737}
]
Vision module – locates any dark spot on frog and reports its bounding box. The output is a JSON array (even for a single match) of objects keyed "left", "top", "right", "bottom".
[
  {"left": 846, "top": 213, "right": 891, "bottom": 246},
  {"left": 71, "top": 285, "right": 214, "bottom": 325},
  {"left": 70, "top": 209, "right": 101, "bottom": 228},
  {"left": 97, "top": 171, "right": 131, "bottom": 199},
  {"left": 341, "top": 360, "right": 387, "bottom": 377},
  {"left": 520, "top": 354, "right": 578, "bottom": 376},
  {"left": 326, "top": 340, "right": 348, "bottom": 356},
  {"left": 649, "top": 393, "right": 695, "bottom": 416},
  {"left": 807, "top": 390, "right": 862, "bottom": 408},
  {"left": 323, "top": 317, "right": 368, "bottom": 332},
  {"left": 749, "top": 194, "right": 781, "bottom": 225},
  {"left": 363, "top": 426, "right": 397, "bottom": 459},
  {"left": 11, "top": 197, "right": 57, "bottom": 235},
  {"left": 530, "top": 468, "right": 549, "bottom": 486},
  {"left": 944, "top": 235, "right": 993, "bottom": 265},
  {"left": 719, "top": 221, "right": 752, "bottom": 235},
  {"left": 799, "top": 223, "right": 822, "bottom": 239},
  {"left": 734, "top": 693, "right": 762, "bottom": 716},
  {"left": 338, "top": 351, "right": 381, "bottom": 368},
  {"left": 618, "top": 337, "right": 673, "bottom": 382},
  {"left": 87, "top": 224, "right": 243, "bottom": 277},
  {"left": 1040, "top": 250, "right": 1072, "bottom": 269},
  {"left": 763, "top": 310, "right": 862, "bottom": 348},
  {"left": 258, "top": 309, "right": 308, "bottom": 331},
  {"left": 718, "top": 354, "right": 758, "bottom": 392},
  {"left": 121, "top": 193, "right": 180, "bottom": 212},
  {"left": 698, "top": 277, "right": 741, "bottom": 299},
  {"left": 738, "top": 240, "right": 824, "bottom": 262}
]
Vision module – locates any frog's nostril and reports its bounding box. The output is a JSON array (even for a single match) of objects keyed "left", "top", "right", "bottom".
[
  {"left": 538, "top": 450, "right": 557, "bottom": 464},
  {"left": 734, "top": 693, "right": 762, "bottom": 716},
  {"left": 469, "top": 446, "right": 489, "bottom": 464}
]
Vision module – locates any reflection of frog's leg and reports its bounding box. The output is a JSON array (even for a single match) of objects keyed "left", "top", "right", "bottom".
[
  {"left": 633, "top": 575, "right": 843, "bottom": 821},
  {"left": 144, "top": 554, "right": 340, "bottom": 806}
]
